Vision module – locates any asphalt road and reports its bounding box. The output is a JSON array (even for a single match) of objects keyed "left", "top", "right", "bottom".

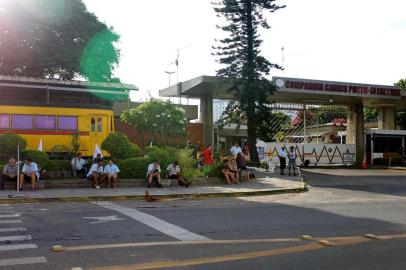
[{"left": 0, "top": 169, "right": 405, "bottom": 269}]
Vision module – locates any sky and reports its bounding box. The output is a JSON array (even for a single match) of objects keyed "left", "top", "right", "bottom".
[{"left": 83, "top": 0, "right": 406, "bottom": 102}]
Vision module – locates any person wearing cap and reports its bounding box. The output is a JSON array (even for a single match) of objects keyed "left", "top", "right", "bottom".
[{"left": 146, "top": 161, "right": 163, "bottom": 188}]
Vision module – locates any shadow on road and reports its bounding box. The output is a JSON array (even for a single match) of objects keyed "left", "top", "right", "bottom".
[{"left": 302, "top": 170, "right": 406, "bottom": 196}]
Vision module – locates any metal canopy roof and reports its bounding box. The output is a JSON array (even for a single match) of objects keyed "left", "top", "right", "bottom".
[
  {"left": 0, "top": 75, "right": 138, "bottom": 95},
  {"left": 159, "top": 75, "right": 406, "bottom": 108}
]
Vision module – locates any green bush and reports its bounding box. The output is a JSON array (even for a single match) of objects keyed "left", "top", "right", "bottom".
[
  {"left": 46, "top": 160, "right": 72, "bottom": 171},
  {"left": 118, "top": 157, "right": 149, "bottom": 179},
  {"left": 203, "top": 161, "right": 224, "bottom": 178},
  {"left": 166, "top": 147, "right": 180, "bottom": 161},
  {"left": 102, "top": 132, "right": 141, "bottom": 160},
  {"left": 177, "top": 148, "right": 198, "bottom": 178},
  {"left": 0, "top": 134, "right": 27, "bottom": 163},
  {"left": 21, "top": 150, "right": 49, "bottom": 169},
  {"left": 144, "top": 146, "right": 160, "bottom": 155},
  {"left": 123, "top": 143, "right": 143, "bottom": 159}
]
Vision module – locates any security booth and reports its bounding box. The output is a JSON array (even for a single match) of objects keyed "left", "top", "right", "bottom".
[
  {"left": 159, "top": 75, "right": 405, "bottom": 166},
  {"left": 366, "top": 129, "right": 406, "bottom": 165}
]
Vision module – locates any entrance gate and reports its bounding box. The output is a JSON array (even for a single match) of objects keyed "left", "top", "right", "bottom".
[{"left": 257, "top": 103, "right": 356, "bottom": 166}]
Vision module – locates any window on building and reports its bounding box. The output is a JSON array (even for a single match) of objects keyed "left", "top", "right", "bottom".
[
  {"left": 97, "top": 117, "right": 102, "bottom": 132},
  {"left": 91, "top": 117, "right": 96, "bottom": 132},
  {"left": 374, "top": 137, "right": 402, "bottom": 153},
  {"left": 35, "top": 115, "right": 56, "bottom": 130},
  {"left": 12, "top": 115, "right": 33, "bottom": 130},
  {"left": 58, "top": 116, "right": 78, "bottom": 131},
  {"left": 0, "top": 114, "right": 10, "bottom": 129}
]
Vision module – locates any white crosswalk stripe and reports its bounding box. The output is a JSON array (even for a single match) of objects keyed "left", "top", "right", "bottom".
[
  {"left": 0, "top": 219, "right": 22, "bottom": 224},
  {"left": 0, "top": 243, "right": 38, "bottom": 251},
  {"left": 0, "top": 214, "right": 20, "bottom": 218},
  {"left": 0, "top": 235, "right": 32, "bottom": 242},
  {"left": 0, "top": 205, "right": 48, "bottom": 266},
  {"left": 0, "top": 227, "right": 27, "bottom": 232},
  {"left": 0, "top": 257, "right": 47, "bottom": 267}
]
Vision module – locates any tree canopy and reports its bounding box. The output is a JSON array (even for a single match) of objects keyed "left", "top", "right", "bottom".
[
  {"left": 213, "top": 0, "right": 285, "bottom": 161},
  {"left": 120, "top": 99, "right": 188, "bottom": 147},
  {"left": 395, "top": 79, "right": 406, "bottom": 90},
  {"left": 0, "top": 0, "right": 120, "bottom": 81}
]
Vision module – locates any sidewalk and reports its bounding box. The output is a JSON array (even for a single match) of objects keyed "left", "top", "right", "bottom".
[{"left": 0, "top": 169, "right": 305, "bottom": 203}]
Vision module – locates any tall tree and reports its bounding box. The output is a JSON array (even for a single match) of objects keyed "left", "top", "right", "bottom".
[
  {"left": 0, "top": 0, "right": 120, "bottom": 81},
  {"left": 213, "top": 0, "right": 285, "bottom": 162},
  {"left": 395, "top": 79, "right": 406, "bottom": 129}
]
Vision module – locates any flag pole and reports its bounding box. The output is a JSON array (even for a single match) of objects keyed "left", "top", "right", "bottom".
[{"left": 16, "top": 144, "right": 20, "bottom": 194}]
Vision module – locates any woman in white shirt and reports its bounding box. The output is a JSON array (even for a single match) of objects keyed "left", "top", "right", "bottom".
[{"left": 104, "top": 159, "right": 120, "bottom": 188}]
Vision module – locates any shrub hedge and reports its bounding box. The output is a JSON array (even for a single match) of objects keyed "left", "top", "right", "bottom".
[
  {"left": 0, "top": 134, "right": 27, "bottom": 163},
  {"left": 118, "top": 157, "right": 149, "bottom": 179},
  {"left": 21, "top": 150, "right": 49, "bottom": 169}
]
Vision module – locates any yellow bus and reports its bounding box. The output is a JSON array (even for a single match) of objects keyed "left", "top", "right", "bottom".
[
  {"left": 0, "top": 105, "right": 114, "bottom": 156},
  {"left": 0, "top": 76, "right": 136, "bottom": 157}
]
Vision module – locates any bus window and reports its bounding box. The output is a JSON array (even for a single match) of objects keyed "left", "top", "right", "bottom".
[
  {"left": 97, "top": 117, "right": 102, "bottom": 132},
  {"left": 110, "top": 116, "right": 113, "bottom": 132},
  {"left": 91, "top": 117, "right": 96, "bottom": 132},
  {"left": 58, "top": 116, "right": 78, "bottom": 131},
  {"left": 12, "top": 115, "right": 33, "bottom": 130},
  {"left": 0, "top": 114, "right": 10, "bottom": 129}
]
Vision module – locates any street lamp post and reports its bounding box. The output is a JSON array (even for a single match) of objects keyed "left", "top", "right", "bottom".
[{"left": 164, "top": 71, "right": 175, "bottom": 87}]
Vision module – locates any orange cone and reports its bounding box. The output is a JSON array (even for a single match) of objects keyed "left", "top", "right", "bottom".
[{"left": 362, "top": 155, "right": 367, "bottom": 169}]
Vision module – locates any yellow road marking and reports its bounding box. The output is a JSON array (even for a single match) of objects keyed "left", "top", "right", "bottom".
[
  {"left": 64, "top": 238, "right": 301, "bottom": 252},
  {"left": 62, "top": 233, "right": 406, "bottom": 270},
  {"left": 88, "top": 242, "right": 324, "bottom": 270}
]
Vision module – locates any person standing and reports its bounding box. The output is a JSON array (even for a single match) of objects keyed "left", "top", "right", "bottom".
[
  {"left": 104, "top": 159, "right": 120, "bottom": 188},
  {"left": 1, "top": 158, "right": 17, "bottom": 190},
  {"left": 278, "top": 147, "right": 288, "bottom": 175},
  {"left": 203, "top": 145, "right": 214, "bottom": 165},
  {"left": 288, "top": 146, "right": 297, "bottom": 176},
  {"left": 19, "top": 157, "right": 39, "bottom": 192},
  {"left": 230, "top": 142, "right": 242, "bottom": 156},
  {"left": 71, "top": 152, "right": 87, "bottom": 179},
  {"left": 242, "top": 142, "right": 250, "bottom": 160}
]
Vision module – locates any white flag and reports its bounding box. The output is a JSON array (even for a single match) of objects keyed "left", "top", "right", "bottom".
[
  {"left": 93, "top": 143, "right": 103, "bottom": 159},
  {"left": 38, "top": 137, "right": 43, "bottom": 152}
]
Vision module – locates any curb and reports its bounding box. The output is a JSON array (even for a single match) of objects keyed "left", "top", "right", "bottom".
[{"left": 0, "top": 187, "right": 307, "bottom": 204}]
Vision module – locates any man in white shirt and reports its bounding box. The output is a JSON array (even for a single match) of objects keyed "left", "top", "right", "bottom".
[
  {"left": 71, "top": 152, "right": 87, "bottom": 179},
  {"left": 166, "top": 161, "right": 191, "bottom": 188},
  {"left": 19, "top": 157, "right": 39, "bottom": 192},
  {"left": 146, "top": 161, "right": 162, "bottom": 188},
  {"left": 230, "top": 142, "right": 242, "bottom": 156},
  {"left": 278, "top": 147, "right": 288, "bottom": 175},
  {"left": 87, "top": 160, "right": 104, "bottom": 189},
  {"left": 104, "top": 159, "right": 120, "bottom": 188}
]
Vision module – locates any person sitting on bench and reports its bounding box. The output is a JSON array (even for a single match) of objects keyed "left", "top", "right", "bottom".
[
  {"left": 146, "top": 161, "right": 163, "bottom": 188},
  {"left": 87, "top": 160, "right": 105, "bottom": 189},
  {"left": 19, "top": 157, "right": 39, "bottom": 192},
  {"left": 167, "top": 161, "right": 191, "bottom": 187},
  {"left": 1, "top": 158, "right": 17, "bottom": 190}
]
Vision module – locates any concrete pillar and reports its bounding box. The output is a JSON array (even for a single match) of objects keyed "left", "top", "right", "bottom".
[
  {"left": 346, "top": 106, "right": 356, "bottom": 144},
  {"left": 355, "top": 103, "right": 365, "bottom": 166},
  {"left": 378, "top": 107, "right": 395, "bottom": 129},
  {"left": 200, "top": 94, "right": 213, "bottom": 147}
]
